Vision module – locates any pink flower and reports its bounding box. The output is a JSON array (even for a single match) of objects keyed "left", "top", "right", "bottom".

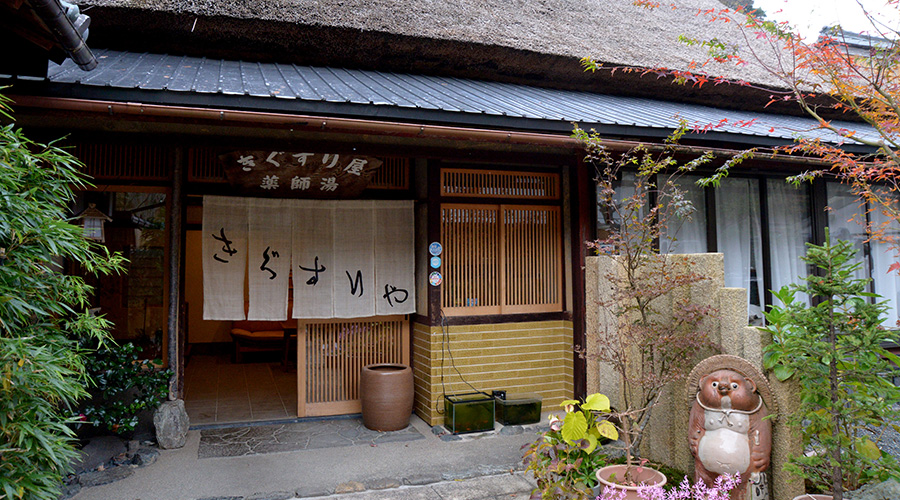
[
  {"left": 598, "top": 485, "right": 627, "bottom": 500},
  {"left": 596, "top": 473, "right": 740, "bottom": 500},
  {"left": 549, "top": 415, "right": 562, "bottom": 431}
]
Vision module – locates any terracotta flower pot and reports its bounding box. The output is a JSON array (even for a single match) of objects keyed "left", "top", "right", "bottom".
[
  {"left": 595, "top": 464, "right": 667, "bottom": 500},
  {"left": 360, "top": 363, "right": 413, "bottom": 431}
]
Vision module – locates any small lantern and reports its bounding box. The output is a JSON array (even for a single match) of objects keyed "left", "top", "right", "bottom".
[{"left": 74, "top": 203, "right": 112, "bottom": 242}]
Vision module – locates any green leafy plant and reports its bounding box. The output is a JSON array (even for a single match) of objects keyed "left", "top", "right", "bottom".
[
  {"left": 523, "top": 393, "right": 617, "bottom": 499},
  {"left": 762, "top": 234, "right": 900, "bottom": 499},
  {"left": 0, "top": 94, "right": 126, "bottom": 499},
  {"left": 79, "top": 340, "right": 171, "bottom": 435}
]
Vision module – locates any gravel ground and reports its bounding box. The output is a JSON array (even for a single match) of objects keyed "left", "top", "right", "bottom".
[{"left": 877, "top": 417, "right": 900, "bottom": 460}]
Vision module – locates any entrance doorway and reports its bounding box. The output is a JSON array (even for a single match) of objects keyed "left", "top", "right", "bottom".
[
  {"left": 183, "top": 231, "right": 410, "bottom": 424},
  {"left": 183, "top": 230, "right": 298, "bottom": 424},
  {"left": 183, "top": 351, "right": 296, "bottom": 425}
]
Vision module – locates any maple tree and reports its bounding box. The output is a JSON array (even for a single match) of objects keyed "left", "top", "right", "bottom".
[
  {"left": 587, "top": 1, "right": 900, "bottom": 271},
  {"left": 585, "top": 2, "right": 900, "bottom": 499},
  {"left": 578, "top": 122, "right": 721, "bottom": 484}
]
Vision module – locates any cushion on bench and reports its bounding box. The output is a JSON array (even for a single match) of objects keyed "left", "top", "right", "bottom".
[
  {"left": 232, "top": 320, "right": 283, "bottom": 331},
  {"left": 229, "top": 321, "right": 287, "bottom": 363},
  {"left": 230, "top": 329, "right": 284, "bottom": 340}
]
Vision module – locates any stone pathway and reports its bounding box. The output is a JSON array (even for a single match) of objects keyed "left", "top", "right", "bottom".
[
  {"left": 198, "top": 417, "right": 424, "bottom": 458},
  {"left": 296, "top": 472, "right": 535, "bottom": 500},
  {"left": 61, "top": 435, "right": 161, "bottom": 499}
]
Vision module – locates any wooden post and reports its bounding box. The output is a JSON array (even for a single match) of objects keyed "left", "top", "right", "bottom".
[
  {"left": 572, "top": 157, "right": 591, "bottom": 399},
  {"left": 427, "top": 160, "right": 442, "bottom": 326},
  {"left": 167, "top": 147, "right": 185, "bottom": 400}
]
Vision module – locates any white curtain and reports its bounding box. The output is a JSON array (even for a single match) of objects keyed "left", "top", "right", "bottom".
[
  {"left": 204, "top": 196, "right": 416, "bottom": 321},
  {"left": 247, "top": 198, "right": 292, "bottom": 320},
  {"left": 869, "top": 194, "right": 900, "bottom": 326},
  {"left": 202, "top": 196, "right": 248, "bottom": 320},
  {"left": 660, "top": 175, "right": 707, "bottom": 254},
  {"left": 333, "top": 200, "right": 376, "bottom": 318},
  {"left": 826, "top": 183, "right": 900, "bottom": 326},
  {"left": 766, "top": 180, "right": 812, "bottom": 306},
  {"left": 599, "top": 172, "right": 639, "bottom": 234},
  {"left": 374, "top": 200, "right": 416, "bottom": 315},
  {"left": 826, "top": 182, "right": 869, "bottom": 282},
  {"left": 716, "top": 178, "right": 764, "bottom": 322},
  {"left": 291, "top": 200, "right": 335, "bottom": 319}
]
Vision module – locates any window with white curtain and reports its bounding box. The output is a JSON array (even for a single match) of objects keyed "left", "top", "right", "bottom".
[
  {"left": 660, "top": 175, "right": 707, "bottom": 254},
  {"left": 826, "top": 182, "right": 870, "bottom": 283},
  {"left": 766, "top": 180, "right": 813, "bottom": 306},
  {"left": 716, "top": 178, "right": 765, "bottom": 324},
  {"left": 597, "top": 171, "right": 640, "bottom": 237},
  {"left": 870, "top": 195, "right": 900, "bottom": 327},
  {"left": 594, "top": 173, "right": 900, "bottom": 326},
  {"left": 828, "top": 182, "right": 900, "bottom": 326},
  {"left": 601, "top": 172, "right": 706, "bottom": 254}
]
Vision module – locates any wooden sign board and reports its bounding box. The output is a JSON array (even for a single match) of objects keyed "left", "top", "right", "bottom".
[{"left": 220, "top": 151, "right": 382, "bottom": 199}]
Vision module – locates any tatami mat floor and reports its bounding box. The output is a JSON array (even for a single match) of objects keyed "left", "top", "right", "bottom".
[{"left": 184, "top": 354, "right": 297, "bottom": 425}]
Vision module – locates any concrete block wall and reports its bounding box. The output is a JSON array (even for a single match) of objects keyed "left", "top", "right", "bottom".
[
  {"left": 411, "top": 320, "right": 574, "bottom": 426},
  {"left": 585, "top": 253, "right": 803, "bottom": 499}
]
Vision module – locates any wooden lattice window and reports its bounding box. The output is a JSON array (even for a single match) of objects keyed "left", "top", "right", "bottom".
[
  {"left": 74, "top": 143, "right": 171, "bottom": 181},
  {"left": 441, "top": 204, "right": 562, "bottom": 315},
  {"left": 188, "top": 148, "right": 227, "bottom": 183},
  {"left": 369, "top": 157, "right": 410, "bottom": 190},
  {"left": 441, "top": 169, "right": 559, "bottom": 200}
]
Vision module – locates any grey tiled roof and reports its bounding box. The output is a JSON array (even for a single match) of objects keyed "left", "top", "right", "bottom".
[{"left": 40, "top": 49, "right": 876, "bottom": 146}]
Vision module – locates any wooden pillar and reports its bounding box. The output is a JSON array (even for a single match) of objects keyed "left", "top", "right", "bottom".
[
  {"left": 572, "top": 156, "right": 591, "bottom": 399},
  {"left": 167, "top": 147, "right": 185, "bottom": 400},
  {"left": 427, "top": 160, "right": 442, "bottom": 326}
]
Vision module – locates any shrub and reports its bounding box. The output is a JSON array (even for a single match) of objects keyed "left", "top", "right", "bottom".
[
  {"left": 577, "top": 122, "right": 724, "bottom": 482},
  {"left": 79, "top": 340, "right": 171, "bottom": 435},
  {"left": 0, "top": 96, "right": 125, "bottom": 499},
  {"left": 763, "top": 234, "right": 900, "bottom": 498}
]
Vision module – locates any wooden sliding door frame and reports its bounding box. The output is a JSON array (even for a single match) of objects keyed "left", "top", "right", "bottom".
[{"left": 440, "top": 203, "right": 563, "bottom": 316}]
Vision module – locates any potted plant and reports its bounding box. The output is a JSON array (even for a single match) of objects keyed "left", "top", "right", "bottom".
[
  {"left": 762, "top": 234, "right": 900, "bottom": 500},
  {"left": 523, "top": 393, "right": 617, "bottom": 499},
  {"left": 597, "top": 473, "right": 740, "bottom": 500},
  {"left": 577, "top": 124, "right": 722, "bottom": 494}
]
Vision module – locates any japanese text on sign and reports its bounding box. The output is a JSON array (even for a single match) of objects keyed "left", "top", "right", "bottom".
[{"left": 220, "top": 151, "right": 383, "bottom": 199}]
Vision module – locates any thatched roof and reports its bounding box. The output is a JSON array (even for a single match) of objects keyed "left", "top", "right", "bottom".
[{"left": 79, "top": 0, "right": 801, "bottom": 114}]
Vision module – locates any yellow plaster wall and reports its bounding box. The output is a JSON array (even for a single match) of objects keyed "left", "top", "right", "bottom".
[
  {"left": 411, "top": 320, "right": 574, "bottom": 426},
  {"left": 185, "top": 230, "right": 232, "bottom": 343}
]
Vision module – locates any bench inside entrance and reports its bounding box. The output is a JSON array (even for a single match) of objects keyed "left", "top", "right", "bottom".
[{"left": 230, "top": 321, "right": 295, "bottom": 367}]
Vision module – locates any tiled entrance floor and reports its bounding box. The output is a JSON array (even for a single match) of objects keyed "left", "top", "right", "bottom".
[{"left": 184, "top": 354, "right": 297, "bottom": 425}]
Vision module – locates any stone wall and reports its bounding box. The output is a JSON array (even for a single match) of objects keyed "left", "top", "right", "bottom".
[
  {"left": 585, "top": 253, "right": 803, "bottom": 499},
  {"left": 411, "top": 320, "right": 573, "bottom": 426}
]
